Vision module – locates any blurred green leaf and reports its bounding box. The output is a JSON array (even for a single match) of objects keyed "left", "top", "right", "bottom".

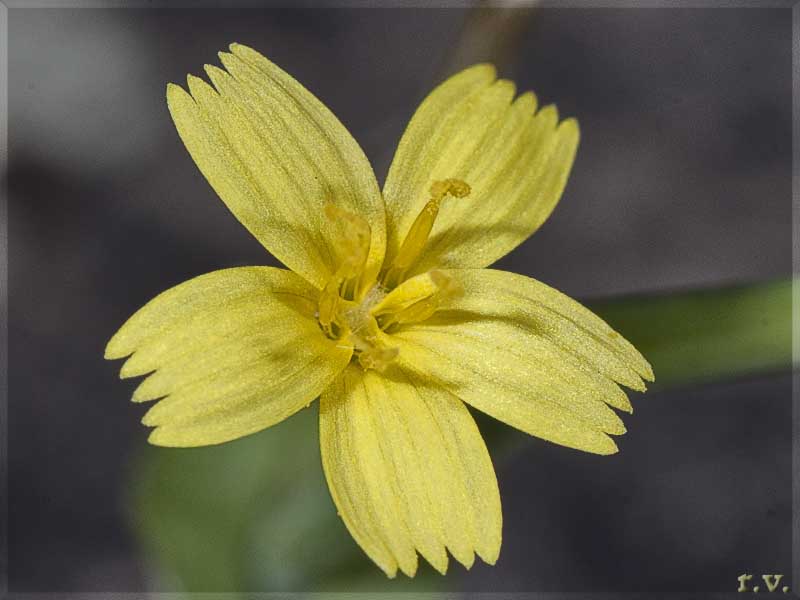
[
  {"left": 129, "top": 278, "right": 794, "bottom": 594},
  {"left": 131, "top": 406, "right": 445, "bottom": 595}
]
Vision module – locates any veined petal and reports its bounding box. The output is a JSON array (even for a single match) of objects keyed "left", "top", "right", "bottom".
[
  {"left": 383, "top": 64, "right": 579, "bottom": 276},
  {"left": 167, "top": 44, "right": 386, "bottom": 289},
  {"left": 105, "top": 267, "right": 352, "bottom": 447},
  {"left": 388, "top": 269, "right": 653, "bottom": 455},
  {"left": 442, "top": 269, "right": 654, "bottom": 388},
  {"left": 319, "top": 365, "right": 501, "bottom": 578}
]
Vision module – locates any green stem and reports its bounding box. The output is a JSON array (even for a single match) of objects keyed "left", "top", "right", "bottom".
[{"left": 588, "top": 277, "right": 795, "bottom": 389}]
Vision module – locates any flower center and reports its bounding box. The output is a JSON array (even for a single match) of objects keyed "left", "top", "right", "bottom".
[{"left": 317, "top": 179, "right": 469, "bottom": 371}]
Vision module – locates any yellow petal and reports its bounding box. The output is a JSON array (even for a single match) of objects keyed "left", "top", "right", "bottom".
[
  {"left": 443, "top": 268, "right": 653, "bottom": 389},
  {"left": 388, "top": 269, "right": 653, "bottom": 455},
  {"left": 105, "top": 267, "right": 352, "bottom": 447},
  {"left": 319, "top": 365, "right": 501, "bottom": 578},
  {"left": 166, "top": 43, "right": 386, "bottom": 290},
  {"left": 383, "top": 64, "right": 579, "bottom": 276}
]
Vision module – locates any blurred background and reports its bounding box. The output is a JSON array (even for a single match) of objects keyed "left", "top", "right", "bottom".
[{"left": 5, "top": 3, "right": 794, "bottom": 595}]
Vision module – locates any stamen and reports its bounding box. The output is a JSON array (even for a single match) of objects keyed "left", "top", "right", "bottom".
[
  {"left": 383, "top": 179, "right": 470, "bottom": 288},
  {"left": 317, "top": 276, "right": 343, "bottom": 337},
  {"left": 371, "top": 272, "right": 440, "bottom": 317},
  {"left": 324, "top": 202, "right": 371, "bottom": 289},
  {"left": 317, "top": 202, "right": 373, "bottom": 337},
  {"left": 373, "top": 270, "right": 462, "bottom": 330},
  {"left": 358, "top": 345, "right": 399, "bottom": 372},
  {"left": 391, "top": 271, "right": 462, "bottom": 326},
  {"left": 345, "top": 315, "right": 398, "bottom": 372}
]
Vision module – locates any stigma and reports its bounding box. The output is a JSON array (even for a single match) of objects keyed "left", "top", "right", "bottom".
[
  {"left": 317, "top": 178, "right": 469, "bottom": 371},
  {"left": 382, "top": 178, "right": 471, "bottom": 289}
]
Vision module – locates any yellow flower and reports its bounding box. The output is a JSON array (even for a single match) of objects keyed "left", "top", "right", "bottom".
[{"left": 105, "top": 43, "right": 653, "bottom": 577}]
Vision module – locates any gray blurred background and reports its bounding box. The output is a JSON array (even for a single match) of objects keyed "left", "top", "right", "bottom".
[{"left": 5, "top": 4, "right": 793, "bottom": 594}]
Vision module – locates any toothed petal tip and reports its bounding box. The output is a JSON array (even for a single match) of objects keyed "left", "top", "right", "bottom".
[{"left": 600, "top": 438, "right": 620, "bottom": 455}]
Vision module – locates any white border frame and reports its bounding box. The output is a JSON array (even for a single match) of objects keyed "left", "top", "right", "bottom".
[{"left": 0, "top": 2, "right": 795, "bottom": 598}]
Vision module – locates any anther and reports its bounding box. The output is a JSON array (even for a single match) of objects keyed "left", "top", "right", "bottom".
[
  {"left": 373, "top": 270, "right": 462, "bottom": 330},
  {"left": 324, "top": 202, "right": 371, "bottom": 285}
]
